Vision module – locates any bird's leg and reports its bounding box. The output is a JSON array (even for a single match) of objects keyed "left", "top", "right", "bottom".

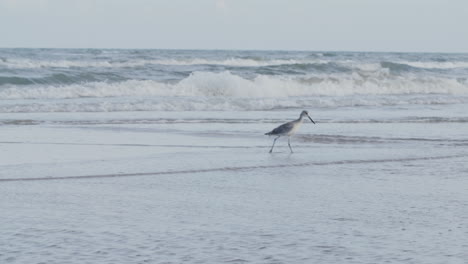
[
  {"left": 269, "top": 136, "right": 280, "bottom": 153},
  {"left": 288, "top": 136, "right": 293, "bottom": 153}
]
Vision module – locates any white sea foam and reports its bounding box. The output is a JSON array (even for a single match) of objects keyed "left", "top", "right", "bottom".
[
  {"left": 2, "top": 94, "right": 468, "bottom": 113},
  {"left": 0, "top": 58, "right": 148, "bottom": 69},
  {"left": 1, "top": 71, "right": 467, "bottom": 100},
  {"left": 401, "top": 61, "right": 468, "bottom": 69},
  {"left": 0, "top": 58, "right": 329, "bottom": 69},
  {"left": 150, "top": 58, "right": 324, "bottom": 67},
  {"left": 1, "top": 71, "right": 468, "bottom": 112},
  {"left": 3, "top": 56, "right": 468, "bottom": 70}
]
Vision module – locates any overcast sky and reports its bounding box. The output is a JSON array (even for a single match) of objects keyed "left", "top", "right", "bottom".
[{"left": 1, "top": 0, "right": 467, "bottom": 52}]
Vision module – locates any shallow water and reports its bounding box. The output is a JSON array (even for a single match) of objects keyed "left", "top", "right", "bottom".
[{"left": 1, "top": 106, "right": 468, "bottom": 263}]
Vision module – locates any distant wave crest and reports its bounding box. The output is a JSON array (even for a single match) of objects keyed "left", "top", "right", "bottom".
[
  {"left": 3, "top": 57, "right": 468, "bottom": 70},
  {"left": 0, "top": 57, "right": 326, "bottom": 69}
]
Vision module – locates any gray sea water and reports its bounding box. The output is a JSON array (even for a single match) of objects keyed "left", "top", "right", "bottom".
[
  {"left": 1, "top": 49, "right": 468, "bottom": 263},
  {"left": 1, "top": 49, "right": 468, "bottom": 112}
]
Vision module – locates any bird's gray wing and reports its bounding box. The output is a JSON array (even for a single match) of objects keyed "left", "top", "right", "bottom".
[{"left": 269, "top": 121, "right": 294, "bottom": 135}]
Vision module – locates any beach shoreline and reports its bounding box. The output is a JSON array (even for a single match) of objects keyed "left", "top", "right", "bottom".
[{"left": 1, "top": 107, "right": 468, "bottom": 263}]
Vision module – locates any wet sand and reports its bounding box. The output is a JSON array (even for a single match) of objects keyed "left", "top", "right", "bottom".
[{"left": 1, "top": 108, "right": 468, "bottom": 263}]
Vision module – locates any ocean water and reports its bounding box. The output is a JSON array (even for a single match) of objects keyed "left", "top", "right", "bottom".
[
  {"left": 1, "top": 49, "right": 468, "bottom": 112},
  {"left": 1, "top": 49, "right": 468, "bottom": 263}
]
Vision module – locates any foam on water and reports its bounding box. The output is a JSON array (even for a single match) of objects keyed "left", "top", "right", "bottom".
[
  {"left": 1, "top": 69, "right": 468, "bottom": 112},
  {"left": 401, "top": 61, "right": 468, "bottom": 69},
  {"left": 0, "top": 57, "right": 329, "bottom": 69},
  {"left": 2, "top": 71, "right": 467, "bottom": 99},
  {"left": 1, "top": 49, "right": 468, "bottom": 112},
  {"left": 2, "top": 57, "right": 468, "bottom": 70}
]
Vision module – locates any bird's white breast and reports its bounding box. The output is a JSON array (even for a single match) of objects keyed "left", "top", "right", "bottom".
[{"left": 287, "top": 121, "right": 302, "bottom": 136}]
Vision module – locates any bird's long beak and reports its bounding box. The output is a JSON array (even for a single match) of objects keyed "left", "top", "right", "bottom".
[{"left": 307, "top": 115, "right": 316, "bottom": 124}]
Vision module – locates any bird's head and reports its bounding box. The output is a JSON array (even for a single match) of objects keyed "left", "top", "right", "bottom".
[{"left": 300, "top": 110, "right": 315, "bottom": 124}]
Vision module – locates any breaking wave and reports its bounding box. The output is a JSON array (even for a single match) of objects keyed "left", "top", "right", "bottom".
[
  {"left": 2, "top": 49, "right": 468, "bottom": 112},
  {"left": 2, "top": 57, "right": 468, "bottom": 70},
  {"left": 401, "top": 61, "right": 468, "bottom": 69},
  {"left": 1, "top": 71, "right": 468, "bottom": 112},
  {"left": 0, "top": 58, "right": 329, "bottom": 69},
  {"left": 3, "top": 94, "right": 468, "bottom": 113},
  {"left": 1, "top": 71, "right": 467, "bottom": 100}
]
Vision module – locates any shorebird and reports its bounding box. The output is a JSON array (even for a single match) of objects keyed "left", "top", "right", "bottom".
[{"left": 265, "top": 110, "right": 315, "bottom": 153}]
